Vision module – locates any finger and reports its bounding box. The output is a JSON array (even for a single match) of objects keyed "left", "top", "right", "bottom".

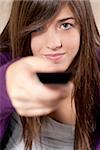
[
  {"left": 22, "top": 56, "right": 67, "bottom": 73},
  {"left": 13, "top": 96, "right": 59, "bottom": 109},
  {"left": 17, "top": 107, "right": 57, "bottom": 117}
]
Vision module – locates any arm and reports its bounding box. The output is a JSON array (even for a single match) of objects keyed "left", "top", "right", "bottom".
[{"left": 0, "top": 52, "right": 15, "bottom": 140}]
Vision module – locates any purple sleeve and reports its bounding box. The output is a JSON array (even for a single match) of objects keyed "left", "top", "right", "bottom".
[{"left": 0, "top": 52, "right": 19, "bottom": 140}]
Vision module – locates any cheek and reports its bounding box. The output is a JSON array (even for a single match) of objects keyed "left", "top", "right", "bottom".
[
  {"left": 31, "top": 36, "right": 43, "bottom": 55},
  {"left": 63, "top": 30, "right": 80, "bottom": 55}
]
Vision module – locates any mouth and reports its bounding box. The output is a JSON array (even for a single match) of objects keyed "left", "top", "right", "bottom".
[{"left": 44, "top": 53, "right": 65, "bottom": 62}]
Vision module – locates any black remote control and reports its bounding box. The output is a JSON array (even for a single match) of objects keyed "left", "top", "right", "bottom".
[{"left": 37, "top": 72, "right": 72, "bottom": 84}]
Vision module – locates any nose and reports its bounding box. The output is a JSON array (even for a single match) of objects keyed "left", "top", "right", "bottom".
[{"left": 46, "top": 30, "right": 62, "bottom": 50}]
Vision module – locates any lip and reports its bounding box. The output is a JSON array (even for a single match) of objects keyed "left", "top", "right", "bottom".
[{"left": 44, "top": 53, "right": 65, "bottom": 62}]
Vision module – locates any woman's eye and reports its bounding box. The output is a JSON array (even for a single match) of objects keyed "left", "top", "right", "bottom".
[
  {"left": 33, "top": 27, "right": 44, "bottom": 32},
  {"left": 60, "top": 23, "right": 73, "bottom": 30}
]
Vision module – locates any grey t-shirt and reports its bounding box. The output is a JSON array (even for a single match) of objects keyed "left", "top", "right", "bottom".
[{"left": 5, "top": 113, "right": 75, "bottom": 150}]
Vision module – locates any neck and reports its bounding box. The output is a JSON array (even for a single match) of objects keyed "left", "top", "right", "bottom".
[{"left": 48, "top": 97, "right": 76, "bottom": 125}]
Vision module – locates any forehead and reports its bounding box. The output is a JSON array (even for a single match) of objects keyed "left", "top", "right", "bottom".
[
  {"left": 50, "top": 4, "right": 74, "bottom": 23},
  {"left": 56, "top": 4, "right": 74, "bottom": 19}
]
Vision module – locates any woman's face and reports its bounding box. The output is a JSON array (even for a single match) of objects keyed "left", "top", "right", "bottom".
[{"left": 31, "top": 4, "right": 80, "bottom": 71}]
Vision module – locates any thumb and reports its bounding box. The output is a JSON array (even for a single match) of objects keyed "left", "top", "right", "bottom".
[{"left": 21, "top": 56, "right": 67, "bottom": 73}]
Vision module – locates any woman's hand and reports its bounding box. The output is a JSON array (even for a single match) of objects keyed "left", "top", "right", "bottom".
[{"left": 6, "top": 56, "right": 68, "bottom": 117}]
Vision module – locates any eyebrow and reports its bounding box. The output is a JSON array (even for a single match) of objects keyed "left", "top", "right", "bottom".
[{"left": 58, "top": 17, "right": 75, "bottom": 22}]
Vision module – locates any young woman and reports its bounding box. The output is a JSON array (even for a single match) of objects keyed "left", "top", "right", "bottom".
[{"left": 0, "top": 0, "right": 100, "bottom": 150}]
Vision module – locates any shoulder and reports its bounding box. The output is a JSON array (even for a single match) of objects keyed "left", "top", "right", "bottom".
[
  {"left": 96, "top": 47, "right": 100, "bottom": 70},
  {"left": 0, "top": 52, "right": 12, "bottom": 66}
]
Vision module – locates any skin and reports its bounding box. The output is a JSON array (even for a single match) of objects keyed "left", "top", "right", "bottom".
[
  {"left": 6, "top": 4, "right": 80, "bottom": 125},
  {"left": 31, "top": 5, "right": 80, "bottom": 71},
  {"left": 31, "top": 4, "right": 80, "bottom": 125}
]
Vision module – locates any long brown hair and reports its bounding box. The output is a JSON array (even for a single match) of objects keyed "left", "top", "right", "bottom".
[{"left": 0, "top": 0, "right": 100, "bottom": 150}]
